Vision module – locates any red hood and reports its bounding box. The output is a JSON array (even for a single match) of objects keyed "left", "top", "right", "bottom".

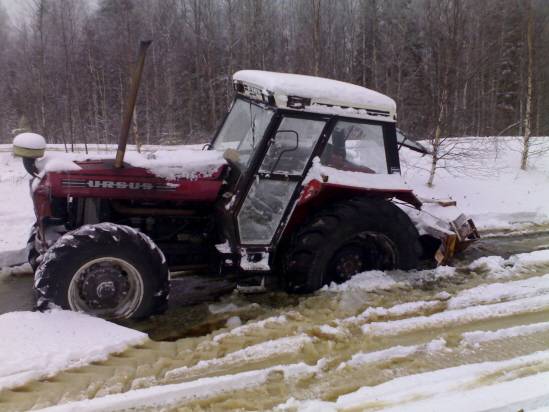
[{"left": 35, "top": 159, "right": 227, "bottom": 203}]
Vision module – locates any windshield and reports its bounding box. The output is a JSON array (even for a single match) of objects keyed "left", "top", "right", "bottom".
[{"left": 213, "top": 98, "right": 274, "bottom": 171}]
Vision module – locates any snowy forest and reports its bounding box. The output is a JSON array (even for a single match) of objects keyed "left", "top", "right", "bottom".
[{"left": 0, "top": 0, "right": 548, "bottom": 147}]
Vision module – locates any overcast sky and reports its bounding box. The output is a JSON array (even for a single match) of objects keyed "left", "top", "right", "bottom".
[{"left": 1, "top": 0, "right": 30, "bottom": 24}]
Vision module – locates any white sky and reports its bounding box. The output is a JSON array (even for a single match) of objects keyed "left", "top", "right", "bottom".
[{"left": 0, "top": 0, "right": 31, "bottom": 24}]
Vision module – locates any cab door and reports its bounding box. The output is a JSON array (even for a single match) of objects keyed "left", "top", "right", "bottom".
[{"left": 236, "top": 115, "right": 328, "bottom": 246}]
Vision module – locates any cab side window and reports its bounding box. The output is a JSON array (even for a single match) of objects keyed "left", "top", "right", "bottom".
[{"left": 320, "top": 121, "right": 388, "bottom": 174}]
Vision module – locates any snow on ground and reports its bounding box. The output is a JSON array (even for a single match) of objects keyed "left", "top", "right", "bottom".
[
  {"left": 279, "top": 349, "right": 549, "bottom": 412},
  {"left": 1, "top": 138, "right": 549, "bottom": 410},
  {"left": 0, "top": 148, "right": 35, "bottom": 253},
  {"left": 401, "top": 136, "right": 549, "bottom": 230},
  {"left": 0, "top": 309, "right": 147, "bottom": 391}
]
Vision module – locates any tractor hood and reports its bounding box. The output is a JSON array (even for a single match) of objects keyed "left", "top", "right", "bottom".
[{"left": 32, "top": 149, "right": 228, "bottom": 203}]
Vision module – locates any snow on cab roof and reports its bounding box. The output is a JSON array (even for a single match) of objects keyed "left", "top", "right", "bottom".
[{"left": 233, "top": 70, "right": 396, "bottom": 122}]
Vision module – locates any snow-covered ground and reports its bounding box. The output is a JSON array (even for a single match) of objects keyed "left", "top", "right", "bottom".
[
  {"left": 401, "top": 136, "right": 549, "bottom": 230},
  {"left": 1, "top": 137, "right": 549, "bottom": 411},
  {"left": 0, "top": 310, "right": 147, "bottom": 391}
]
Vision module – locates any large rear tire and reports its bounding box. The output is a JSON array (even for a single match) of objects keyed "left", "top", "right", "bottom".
[
  {"left": 34, "top": 223, "right": 169, "bottom": 320},
  {"left": 283, "top": 198, "right": 422, "bottom": 293}
]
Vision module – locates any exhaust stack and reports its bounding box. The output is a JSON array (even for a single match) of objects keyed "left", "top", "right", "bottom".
[{"left": 115, "top": 40, "right": 152, "bottom": 168}]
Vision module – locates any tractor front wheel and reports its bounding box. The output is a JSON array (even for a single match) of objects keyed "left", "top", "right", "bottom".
[
  {"left": 34, "top": 223, "right": 169, "bottom": 320},
  {"left": 283, "top": 198, "right": 422, "bottom": 293},
  {"left": 26, "top": 224, "right": 40, "bottom": 272}
]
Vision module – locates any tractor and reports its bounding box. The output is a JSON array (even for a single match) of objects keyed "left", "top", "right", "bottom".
[{"left": 13, "top": 42, "right": 479, "bottom": 320}]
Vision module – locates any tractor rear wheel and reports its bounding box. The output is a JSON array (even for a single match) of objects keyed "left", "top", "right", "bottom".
[
  {"left": 283, "top": 198, "right": 422, "bottom": 293},
  {"left": 34, "top": 223, "right": 169, "bottom": 320}
]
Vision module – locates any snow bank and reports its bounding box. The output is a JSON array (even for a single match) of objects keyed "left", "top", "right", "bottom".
[
  {"left": 401, "top": 136, "right": 549, "bottom": 229},
  {"left": 0, "top": 310, "right": 148, "bottom": 390},
  {"left": 0, "top": 151, "right": 35, "bottom": 253}
]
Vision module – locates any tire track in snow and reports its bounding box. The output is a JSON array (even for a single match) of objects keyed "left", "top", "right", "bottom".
[{"left": 3, "top": 249, "right": 549, "bottom": 410}]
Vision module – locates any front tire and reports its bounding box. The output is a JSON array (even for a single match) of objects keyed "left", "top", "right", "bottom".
[
  {"left": 283, "top": 198, "right": 422, "bottom": 293},
  {"left": 26, "top": 224, "right": 40, "bottom": 272},
  {"left": 35, "top": 223, "right": 169, "bottom": 320}
]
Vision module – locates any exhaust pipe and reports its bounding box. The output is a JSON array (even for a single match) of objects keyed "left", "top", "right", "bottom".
[{"left": 115, "top": 40, "right": 152, "bottom": 168}]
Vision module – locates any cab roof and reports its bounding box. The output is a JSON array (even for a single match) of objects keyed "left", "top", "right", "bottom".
[{"left": 233, "top": 70, "right": 396, "bottom": 123}]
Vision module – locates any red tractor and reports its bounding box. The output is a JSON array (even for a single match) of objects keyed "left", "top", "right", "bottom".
[{"left": 13, "top": 44, "right": 478, "bottom": 320}]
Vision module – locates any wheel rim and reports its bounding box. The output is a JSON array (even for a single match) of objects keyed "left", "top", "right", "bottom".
[
  {"left": 329, "top": 233, "right": 398, "bottom": 283},
  {"left": 68, "top": 257, "right": 144, "bottom": 319}
]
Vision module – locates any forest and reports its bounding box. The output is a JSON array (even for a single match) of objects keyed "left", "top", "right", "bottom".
[{"left": 0, "top": 0, "right": 547, "bottom": 150}]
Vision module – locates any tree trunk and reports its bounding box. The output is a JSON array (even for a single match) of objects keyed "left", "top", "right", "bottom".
[{"left": 521, "top": 0, "right": 533, "bottom": 171}]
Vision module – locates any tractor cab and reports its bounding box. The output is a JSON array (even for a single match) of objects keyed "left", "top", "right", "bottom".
[{"left": 210, "top": 71, "right": 426, "bottom": 272}]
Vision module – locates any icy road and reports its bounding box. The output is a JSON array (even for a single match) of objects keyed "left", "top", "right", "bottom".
[{"left": 3, "top": 236, "right": 549, "bottom": 411}]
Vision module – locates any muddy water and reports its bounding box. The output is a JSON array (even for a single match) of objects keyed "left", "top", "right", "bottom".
[{"left": 2, "top": 229, "right": 549, "bottom": 410}]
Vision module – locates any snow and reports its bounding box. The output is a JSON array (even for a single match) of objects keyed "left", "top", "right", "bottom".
[
  {"left": 361, "top": 293, "right": 549, "bottom": 337},
  {"left": 1, "top": 136, "right": 548, "bottom": 255},
  {"left": 335, "top": 350, "right": 549, "bottom": 412},
  {"left": 36, "top": 153, "right": 82, "bottom": 173},
  {"left": 212, "top": 315, "right": 288, "bottom": 343},
  {"left": 39, "top": 362, "right": 318, "bottom": 412},
  {"left": 233, "top": 70, "right": 396, "bottom": 121},
  {"left": 461, "top": 321, "right": 549, "bottom": 347},
  {"left": 1, "top": 138, "right": 549, "bottom": 410},
  {"left": 401, "top": 136, "right": 549, "bottom": 230},
  {"left": 123, "top": 149, "right": 225, "bottom": 180},
  {"left": 239, "top": 250, "right": 270, "bottom": 271},
  {"left": 0, "top": 150, "right": 35, "bottom": 254},
  {"left": 165, "top": 334, "right": 312, "bottom": 381},
  {"left": 0, "top": 309, "right": 147, "bottom": 390},
  {"left": 304, "top": 157, "right": 410, "bottom": 190},
  {"left": 340, "top": 338, "right": 447, "bottom": 369},
  {"left": 13, "top": 132, "right": 46, "bottom": 150},
  {"left": 448, "top": 274, "right": 549, "bottom": 309},
  {"left": 468, "top": 249, "right": 549, "bottom": 279}
]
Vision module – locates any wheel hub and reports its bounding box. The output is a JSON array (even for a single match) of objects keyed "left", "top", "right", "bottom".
[
  {"left": 334, "top": 248, "right": 364, "bottom": 280},
  {"left": 330, "top": 233, "right": 398, "bottom": 283},
  {"left": 79, "top": 262, "right": 130, "bottom": 309}
]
